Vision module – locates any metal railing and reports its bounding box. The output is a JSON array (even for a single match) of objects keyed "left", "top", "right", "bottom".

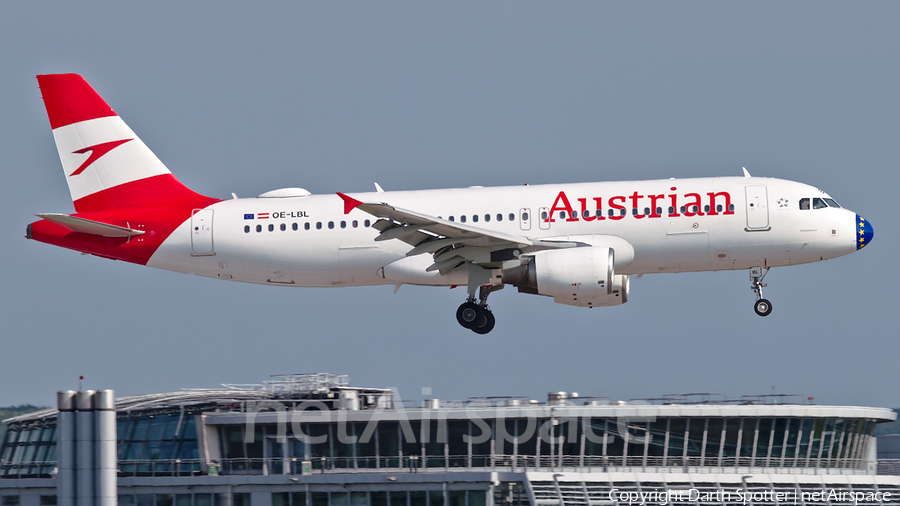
[
  {"left": 117, "top": 459, "right": 204, "bottom": 477},
  {"left": 0, "top": 456, "right": 877, "bottom": 479},
  {"left": 878, "top": 459, "right": 900, "bottom": 475}
]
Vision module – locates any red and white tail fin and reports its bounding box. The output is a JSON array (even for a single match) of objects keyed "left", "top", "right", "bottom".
[{"left": 37, "top": 74, "right": 210, "bottom": 212}]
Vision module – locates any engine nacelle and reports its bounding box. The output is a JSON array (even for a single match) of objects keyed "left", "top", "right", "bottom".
[
  {"left": 500, "top": 246, "right": 631, "bottom": 307},
  {"left": 555, "top": 273, "right": 629, "bottom": 307}
]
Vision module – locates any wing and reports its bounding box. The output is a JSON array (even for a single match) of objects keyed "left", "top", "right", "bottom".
[{"left": 337, "top": 193, "right": 581, "bottom": 274}]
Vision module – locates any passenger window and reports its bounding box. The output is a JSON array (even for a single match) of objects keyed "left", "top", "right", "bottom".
[
  {"left": 595, "top": 210, "right": 602, "bottom": 217},
  {"left": 729, "top": 204, "right": 735, "bottom": 212},
  {"left": 364, "top": 220, "right": 371, "bottom": 227},
  {"left": 704, "top": 205, "right": 710, "bottom": 213},
  {"left": 304, "top": 223, "right": 310, "bottom": 230},
  {"left": 680, "top": 206, "right": 686, "bottom": 213},
  {"left": 256, "top": 225, "right": 262, "bottom": 233},
  {"left": 460, "top": 216, "right": 467, "bottom": 223},
  {"left": 484, "top": 214, "right": 490, "bottom": 222},
  {"left": 328, "top": 221, "right": 334, "bottom": 229},
  {"left": 280, "top": 223, "right": 286, "bottom": 231},
  {"left": 559, "top": 211, "right": 566, "bottom": 219},
  {"left": 472, "top": 215, "right": 478, "bottom": 222},
  {"left": 509, "top": 213, "right": 515, "bottom": 221},
  {"left": 497, "top": 214, "right": 503, "bottom": 222},
  {"left": 632, "top": 208, "right": 638, "bottom": 216},
  {"left": 244, "top": 225, "right": 250, "bottom": 233},
  {"left": 352, "top": 220, "right": 358, "bottom": 228},
  {"left": 340, "top": 221, "right": 346, "bottom": 229},
  {"left": 813, "top": 198, "right": 827, "bottom": 209},
  {"left": 716, "top": 205, "right": 722, "bottom": 212},
  {"left": 608, "top": 209, "right": 615, "bottom": 217},
  {"left": 668, "top": 206, "right": 675, "bottom": 214},
  {"left": 292, "top": 223, "right": 298, "bottom": 231},
  {"left": 316, "top": 222, "right": 322, "bottom": 230},
  {"left": 268, "top": 224, "right": 274, "bottom": 232},
  {"left": 449, "top": 216, "right": 455, "bottom": 222},
  {"left": 656, "top": 207, "right": 662, "bottom": 215},
  {"left": 644, "top": 207, "right": 650, "bottom": 216},
  {"left": 583, "top": 210, "right": 591, "bottom": 218},
  {"left": 541, "top": 211, "right": 548, "bottom": 220},
  {"left": 620, "top": 209, "right": 626, "bottom": 216},
  {"left": 521, "top": 212, "right": 528, "bottom": 221}
]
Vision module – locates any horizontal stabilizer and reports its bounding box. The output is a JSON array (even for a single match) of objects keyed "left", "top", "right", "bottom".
[{"left": 35, "top": 213, "right": 145, "bottom": 238}]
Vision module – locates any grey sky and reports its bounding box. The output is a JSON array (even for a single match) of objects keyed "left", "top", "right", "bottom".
[{"left": 1, "top": 2, "right": 898, "bottom": 408}]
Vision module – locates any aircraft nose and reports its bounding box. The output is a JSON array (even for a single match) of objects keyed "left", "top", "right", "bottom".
[{"left": 856, "top": 215, "right": 873, "bottom": 250}]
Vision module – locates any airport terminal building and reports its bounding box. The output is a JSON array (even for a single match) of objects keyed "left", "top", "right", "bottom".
[{"left": 2, "top": 374, "right": 899, "bottom": 506}]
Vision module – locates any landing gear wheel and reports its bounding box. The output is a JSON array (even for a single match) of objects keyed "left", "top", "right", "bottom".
[
  {"left": 456, "top": 302, "right": 484, "bottom": 329},
  {"left": 754, "top": 298, "right": 773, "bottom": 317},
  {"left": 471, "top": 309, "right": 495, "bottom": 334}
]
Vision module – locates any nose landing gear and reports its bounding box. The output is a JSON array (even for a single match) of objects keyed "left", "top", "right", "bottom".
[
  {"left": 750, "top": 266, "right": 772, "bottom": 317},
  {"left": 456, "top": 286, "right": 497, "bottom": 334}
]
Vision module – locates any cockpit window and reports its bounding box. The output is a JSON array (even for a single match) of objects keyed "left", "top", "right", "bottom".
[{"left": 801, "top": 197, "right": 841, "bottom": 210}]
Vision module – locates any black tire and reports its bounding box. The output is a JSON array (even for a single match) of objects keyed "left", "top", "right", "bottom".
[
  {"left": 754, "top": 298, "right": 773, "bottom": 317},
  {"left": 471, "top": 310, "right": 495, "bottom": 335},
  {"left": 456, "top": 302, "right": 483, "bottom": 329}
]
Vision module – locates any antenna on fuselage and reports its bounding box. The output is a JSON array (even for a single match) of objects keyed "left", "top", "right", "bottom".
[
  {"left": 742, "top": 167, "right": 752, "bottom": 177},
  {"left": 374, "top": 182, "right": 385, "bottom": 193}
]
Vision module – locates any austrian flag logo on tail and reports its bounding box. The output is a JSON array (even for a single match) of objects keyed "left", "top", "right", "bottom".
[{"left": 69, "top": 138, "right": 133, "bottom": 176}]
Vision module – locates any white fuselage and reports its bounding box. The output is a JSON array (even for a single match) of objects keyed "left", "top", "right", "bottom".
[{"left": 148, "top": 176, "right": 861, "bottom": 287}]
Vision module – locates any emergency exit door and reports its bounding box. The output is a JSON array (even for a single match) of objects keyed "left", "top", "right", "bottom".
[
  {"left": 191, "top": 208, "right": 215, "bottom": 255},
  {"left": 744, "top": 186, "right": 769, "bottom": 230}
]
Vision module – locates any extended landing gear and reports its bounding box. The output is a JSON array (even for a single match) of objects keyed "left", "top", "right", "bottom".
[
  {"left": 750, "top": 267, "right": 773, "bottom": 317},
  {"left": 457, "top": 286, "right": 497, "bottom": 334}
]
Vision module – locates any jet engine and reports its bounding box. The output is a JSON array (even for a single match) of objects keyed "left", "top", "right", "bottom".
[{"left": 500, "top": 246, "right": 630, "bottom": 307}]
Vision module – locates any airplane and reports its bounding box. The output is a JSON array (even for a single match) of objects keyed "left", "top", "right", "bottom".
[{"left": 26, "top": 74, "right": 874, "bottom": 334}]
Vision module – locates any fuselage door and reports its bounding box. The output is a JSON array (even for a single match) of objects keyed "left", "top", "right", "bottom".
[
  {"left": 745, "top": 185, "right": 770, "bottom": 230},
  {"left": 538, "top": 207, "right": 551, "bottom": 230},
  {"left": 191, "top": 208, "right": 215, "bottom": 256},
  {"left": 519, "top": 208, "right": 531, "bottom": 231}
]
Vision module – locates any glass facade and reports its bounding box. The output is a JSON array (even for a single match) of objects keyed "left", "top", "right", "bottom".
[
  {"left": 273, "top": 490, "right": 485, "bottom": 506},
  {"left": 119, "top": 493, "right": 215, "bottom": 506},
  {"left": 118, "top": 412, "right": 201, "bottom": 475},
  {"left": 0, "top": 413, "right": 882, "bottom": 477},
  {"left": 216, "top": 416, "right": 876, "bottom": 473},
  {"left": 1, "top": 411, "right": 201, "bottom": 478},
  {"left": 0, "top": 420, "right": 56, "bottom": 477}
]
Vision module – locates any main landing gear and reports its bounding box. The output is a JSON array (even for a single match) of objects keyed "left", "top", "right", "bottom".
[
  {"left": 457, "top": 286, "right": 496, "bottom": 334},
  {"left": 750, "top": 266, "right": 773, "bottom": 317}
]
